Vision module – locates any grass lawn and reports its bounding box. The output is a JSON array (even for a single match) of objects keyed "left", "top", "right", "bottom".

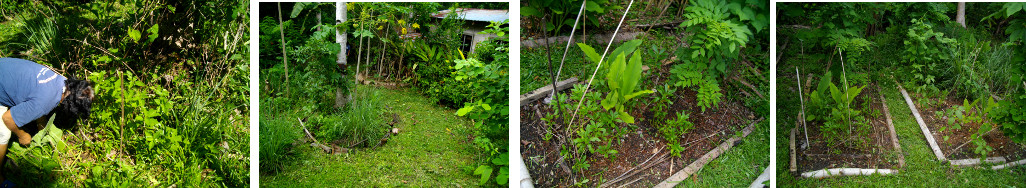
[
  {"left": 681, "top": 120, "right": 771, "bottom": 187},
  {"left": 776, "top": 75, "right": 1026, "bottom": 187},
  {"left": 260, "top": 85, "right": 482, "bottom": 187}
]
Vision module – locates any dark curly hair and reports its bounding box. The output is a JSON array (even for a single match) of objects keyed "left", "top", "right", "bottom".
[{"left": 53, "top": 79, "right": 94, "bottom": 130}]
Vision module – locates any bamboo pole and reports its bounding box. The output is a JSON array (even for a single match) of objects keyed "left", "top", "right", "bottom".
[
  {"left": 796, "top": 67, "right": 809, "bottom": 147},
  {"left": 278, "top": 3, "right": 290, "bottom": 96}
]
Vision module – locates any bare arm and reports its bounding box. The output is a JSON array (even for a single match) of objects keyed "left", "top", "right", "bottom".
[{"left": 3, "top": 111, "right": 32, "bottom": 145}]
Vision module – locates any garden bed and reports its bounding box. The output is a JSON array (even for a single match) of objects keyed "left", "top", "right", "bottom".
[
  {"left": 899, "top": 85, "right": 1026, "bottom": 167},
  {"left": 520, "top": 65, "right": 758, "bottom": 187},
  {"left": 790, "top": 83, "right": 904, "bottom": 177}
]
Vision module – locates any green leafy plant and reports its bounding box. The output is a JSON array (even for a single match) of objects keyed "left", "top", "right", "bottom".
[
  {"left": 670, "top": 60, "right": 708, "bottom": 89},
  {"left": 696, "top": 79, "right": 723, "bottom": 112},
  {"left": 805, "top": 71, "right": 871, "bottom": 148},
  {"left": 578, "top": 40, "right": 652, "bottom": 124},
  {"left": 521, "top": 0, "right": 621, "bottom": 33},
  {"left": 652, "top": 84, "right": 677, "bottom": 122},
  {"left": 572, "top": 122, "right": 618, "bottom": 158},
  {"left": 680, "top": 0, "right": 754, "bottom": 80},
  {"left": 990, "top": 93, "right": 1026, "bottom": 144},
  {"left": 903, "top": 18, "right": 955, "bottom": 95},
  {"left": 660, "top": 111, "right": 695, "bottom": 157}
]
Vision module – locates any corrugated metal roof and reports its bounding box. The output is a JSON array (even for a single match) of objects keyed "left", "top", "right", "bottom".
[{"left": 432, "top": 8, "right": 509, "bottom": 23}]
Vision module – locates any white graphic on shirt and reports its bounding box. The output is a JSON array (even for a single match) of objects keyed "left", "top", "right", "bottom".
[{"left": 37, "top": 68, "right": 58, "bottom": 84}]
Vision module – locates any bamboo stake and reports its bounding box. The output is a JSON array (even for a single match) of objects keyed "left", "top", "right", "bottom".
[
  {"left": 278, "top": 3, "right": 289, "bottom": 96},
  {"left": 654, "top": 119, "right": 761, "bottom": 188},
  {"left": 356, "top": 14, "right": 365, "bottom": 86},
  {"left": 569, "top": 0, "right": 636, "bottom": 127},
  {"left": 118, "top": 70, "right": 125, "bottom": 158},
  {"left": 554, "top": 0, "right": 587, "bottom": 86},
  {"left": 796, "top": 67, "right": 808, "bottom": 148},
  {"left": 542, "top": 15, "right": 563, "bottom": 125},
  {"left": 838, "top": 48, "right": 852, "bottom": 137}
]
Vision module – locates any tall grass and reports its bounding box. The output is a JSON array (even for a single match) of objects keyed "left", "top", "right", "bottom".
[
  {"left": 319, "top": 89, "right": 387, "bottom": 147},
  {"left": 258, "top": 114, "right": 301, "bottom": 172}
]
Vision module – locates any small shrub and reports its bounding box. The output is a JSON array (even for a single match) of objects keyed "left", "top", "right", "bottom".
[
  {"left": 903, "top": 18, "right": 955, "bottom": 94},
  {"left": 696, "top": 79, "right": 723, "bottom": 112},
  {"left": 660, "top": 111, "right": 695, "bottom": 157}
]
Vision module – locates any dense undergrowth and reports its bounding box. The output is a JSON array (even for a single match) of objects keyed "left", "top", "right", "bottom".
[
  {"left": 258, "top": 2, "right": 509, "bottom": 186},
  {"left": 778, "top": 2, "right": 1026, "bottom": 186},
  {"left": 779, "top": 2, "right": 1026, "bottom": 159},
  {"left": 524, "top": 0, "right": 769, "bottom": 185},
  {"left": 0, "top": 0, "right": 249, "bottom": 187}
]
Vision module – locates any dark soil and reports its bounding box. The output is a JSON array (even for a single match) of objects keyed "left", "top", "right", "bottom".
[
  {"left": 795, "top": 84, "right": 902, "bottom": 172},
  {"left": 912, "top": 92, "right": 1026, "bottom": 161},
  {"left": 521, "top": 66, "right": 758, "bottom": 187}
]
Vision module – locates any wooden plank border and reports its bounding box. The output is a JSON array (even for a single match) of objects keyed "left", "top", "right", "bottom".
[{"left": 654, "top": 119, "right": 762, "bottom": 188}]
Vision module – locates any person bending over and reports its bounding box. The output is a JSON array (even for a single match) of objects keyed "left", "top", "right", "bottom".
[{"left": 0, "top": 58, "right": 94, "bottom": 187}]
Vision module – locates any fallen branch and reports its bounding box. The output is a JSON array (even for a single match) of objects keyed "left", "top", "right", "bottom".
[
  {"left": 520, "top": 78, "right": 578, "bottom": 105},
  {"left": 600, "top": 147, "right": 666, "bottom": 187},
  {"left": 731, "top": 76, "right": 765, "bottom": 99},
  {"left": 298, "top": 118, "right": 332, "bottom": 153}
]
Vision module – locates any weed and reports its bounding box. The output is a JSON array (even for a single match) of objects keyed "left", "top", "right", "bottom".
[{"left": 660, "top": 111, "right": 695, "bottom": 157}]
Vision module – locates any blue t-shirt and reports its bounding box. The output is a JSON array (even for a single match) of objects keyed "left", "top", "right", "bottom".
[{"left": 0, "top": 58, "right": 67, "bottom": 127}]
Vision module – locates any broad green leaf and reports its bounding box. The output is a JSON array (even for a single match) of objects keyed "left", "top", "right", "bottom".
[
  {"left": 456, "top": 106, "right": 475, "bottom": 116},
  {"left": 491, "top": 153, "right": 509, "bottom": 165},
  {"left": 521, "top": 7, "right": 542, "bottom": 17},
  {"left": 586, "top": 1, "right": 604, "bottom": 12},
  {"left": 618, "top": 110, "right": 635, "bottom": 124},
  {"left": 473, "top": 165, "right": 493, "bottom": 185},
  {"left": 497, "top": 167, "right": 509, "bottom": 185},
  {"left": 623, "top": 90, "right": 655, "bottom": 101},
  {"left": 1007, "top": 3, "right": 1023, "bottom": 17},
  {"left": 609, "top": 40, "right": 643, "bottom": 60},
  {"left": 607, "top": 54, "right": 627, "bottom": 91},
  {"left": 147, "top": 24, "right": 160, "bottom": 43},
  {"left": 601, "top": 92, "right": 619, "bottom": 110},
  {"left": 621, "top": 50, "right": 643, "bottom": 96},
  {"left": 291, "top": 2, "right": 315, "bottom": 18},
  {"left": 128, "top": 28, "right": 141, "bottom": 43},
  {"left": 577, "top": 43, "right": 602, "bottom": 64}
]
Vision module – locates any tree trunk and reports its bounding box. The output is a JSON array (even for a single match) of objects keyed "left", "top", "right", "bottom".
[
  {"left": 336, "top": 2, "right": 348, "bottom": 108},
  {"left": 956, "top": 2, "right": 966, "bottom": 28}
]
